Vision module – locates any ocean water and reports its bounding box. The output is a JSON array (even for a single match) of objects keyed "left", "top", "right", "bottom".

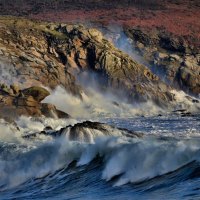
[{"left": 0, "top": 115, "right": 200, "bottom": 200}]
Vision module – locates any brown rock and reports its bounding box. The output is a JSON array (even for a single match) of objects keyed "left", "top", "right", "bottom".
[
  {"left": 16, "top": 96, "right": 39, "bottom": 107},
  {"left": 88, "top": 28, "right": 103, "bottom": 42},
  {"left": 10, "top": 84, "right": 20, "bottom": 95},
  {"left": 21, "top": 86, "right": 50, "bottom": 102},
  {"left": 0, "top": 84, "right": 70, "bottom": 120},
  {"left": 41, "top": 103, "right": 70, "bottom": 118}
]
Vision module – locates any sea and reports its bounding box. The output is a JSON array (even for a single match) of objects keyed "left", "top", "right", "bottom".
[{"left": 0, "top": 114, "right": 200, "bottom": 200}]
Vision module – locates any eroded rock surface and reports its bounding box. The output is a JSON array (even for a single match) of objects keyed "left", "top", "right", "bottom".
[
  {"left": 0, "top": 17, "right": 179, "bottom": 111},
  {"left": 0, "top": 83, "right": 70, "bottom": 120},
  {"left": 124, "top": 28, "right": 200, "bottom": 96}
]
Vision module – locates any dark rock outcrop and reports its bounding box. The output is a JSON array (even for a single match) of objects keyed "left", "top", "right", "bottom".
[{"left": 23, "top": 121, "right": 143, "bottom": 142}]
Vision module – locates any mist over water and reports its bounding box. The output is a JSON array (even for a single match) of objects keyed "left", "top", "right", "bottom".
[
  {"left": 44, "top": 86, "right": 166, "bottom": 118},
  {"left": 43, "top": 84, "right": 200, "bottom": 119},
  {"left": 0, "top": 60, "right": 18, "bottom": 85}
]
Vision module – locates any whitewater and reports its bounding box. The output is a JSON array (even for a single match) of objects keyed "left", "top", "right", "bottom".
[{"left": 0, "top": 113, "right": 200, "bottom": 200}]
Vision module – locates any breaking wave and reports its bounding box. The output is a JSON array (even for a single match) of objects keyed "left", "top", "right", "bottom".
[{"left": 0, "top": 117, "right": 200, "bottom": 199}]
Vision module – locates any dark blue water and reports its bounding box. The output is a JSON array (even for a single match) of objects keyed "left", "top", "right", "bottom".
[{"left": 0, "top": 115, "right": 200, "bottom": 200}]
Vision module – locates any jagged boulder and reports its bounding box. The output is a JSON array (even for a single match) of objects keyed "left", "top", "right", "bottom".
[{"left": 0, "top": 84, "right": 70, "bottom": 120}]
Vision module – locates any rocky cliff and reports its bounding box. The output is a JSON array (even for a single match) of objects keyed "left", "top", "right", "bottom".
[
  {"left": 0, "top": 0, "right": 199, "bottom": 100},
  {"left": 0, "top": 18, "right": 81, "bottom": 96},
  {"left": 124, "top": 28, "right": 200, "bottom": 96},
  {"left": 0, "top": 17, "right": 176, "bottom": 111}
]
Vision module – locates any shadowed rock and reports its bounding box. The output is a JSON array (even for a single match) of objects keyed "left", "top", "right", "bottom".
[
  {"left": 23, "top": 121, "right": 143, "bottom": 142},
  {"left": 124, "top": 28, "right": 200, "bottom": 97}
]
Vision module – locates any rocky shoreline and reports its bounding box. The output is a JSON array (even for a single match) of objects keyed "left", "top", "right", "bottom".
[
  {"left": 0, "top": 84, "right": 70, "bottom": 121},
  {"left": 0, "top": 16, "right": 199, "bottom": 122}
]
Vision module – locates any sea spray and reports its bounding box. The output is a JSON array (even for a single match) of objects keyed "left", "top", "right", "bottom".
[
  {"left": 43, "top": 86, "right": 199, "bottom": 119},
  {"left": 0, "top": 59, "right": 18, "bottom": 85},
  {"left": 43, "top": 86, "right": 164, "bottom": 118}
]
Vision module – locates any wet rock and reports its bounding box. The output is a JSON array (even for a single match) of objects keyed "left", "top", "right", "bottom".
[
  {"left": 172, "top": 109, "right": 195, "bottom": 117},
  {"left": 181, "top": 112, "right": 195, "bottom": 117},
  {"left": 23, "top": 121, "right": 143, "bottom": 142},
  {"left": 41, "top": 103, "right": 70, "bottom": 118},
  {"left": 0, "top": 84, "right": 70, "bottom": 120},
  {"left": 21, "top": 86, "right": 50, "bottom": 102},
  {"left": 44, "top": 126, "right": 53, "bottom": 131}
]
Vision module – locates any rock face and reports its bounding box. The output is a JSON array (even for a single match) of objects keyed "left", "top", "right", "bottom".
[
  {"left": 0, "top": 17, "right": 177, "bottom": 111},
  {"left": 0, "top": 17, "right": 81, "bottom": 96},
  {"left": 124, "top": 28, "right": 200, "bottom": 97},
  {"left": 0, "top": 83, "right": 70, "bottom": 120},
  {"left": 45, "top": 22, "right": 175, "bottom": 105}
]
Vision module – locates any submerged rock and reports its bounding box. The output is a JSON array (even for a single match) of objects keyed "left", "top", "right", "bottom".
[{"left": 23, "top": 121, "right": 143, "bottom": 142}]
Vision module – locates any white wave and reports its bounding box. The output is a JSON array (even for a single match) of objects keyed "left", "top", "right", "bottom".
[
  {"left": 101, "top": 137, "right": 200, "bottom": 186},
  {"left": 0, "top": 119, "right": 22, "bottom": 143},
  {"left": 0, "top": 116, "right": 78, "bottom": 147},
  {"left": 1, "top": 133, "right": 200, "bottom": 189},
  {"left": 171, "top": 90, "right": 200, "bottom": 112},
  {"left": 0, "top": 138, "right": 85, "bottom": 189},
  {"left": 61, "top": 123, "right": 125, "bottom": 143},
  {"left": 16, "top": 116, "right": 77, "bottom": 133}
]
